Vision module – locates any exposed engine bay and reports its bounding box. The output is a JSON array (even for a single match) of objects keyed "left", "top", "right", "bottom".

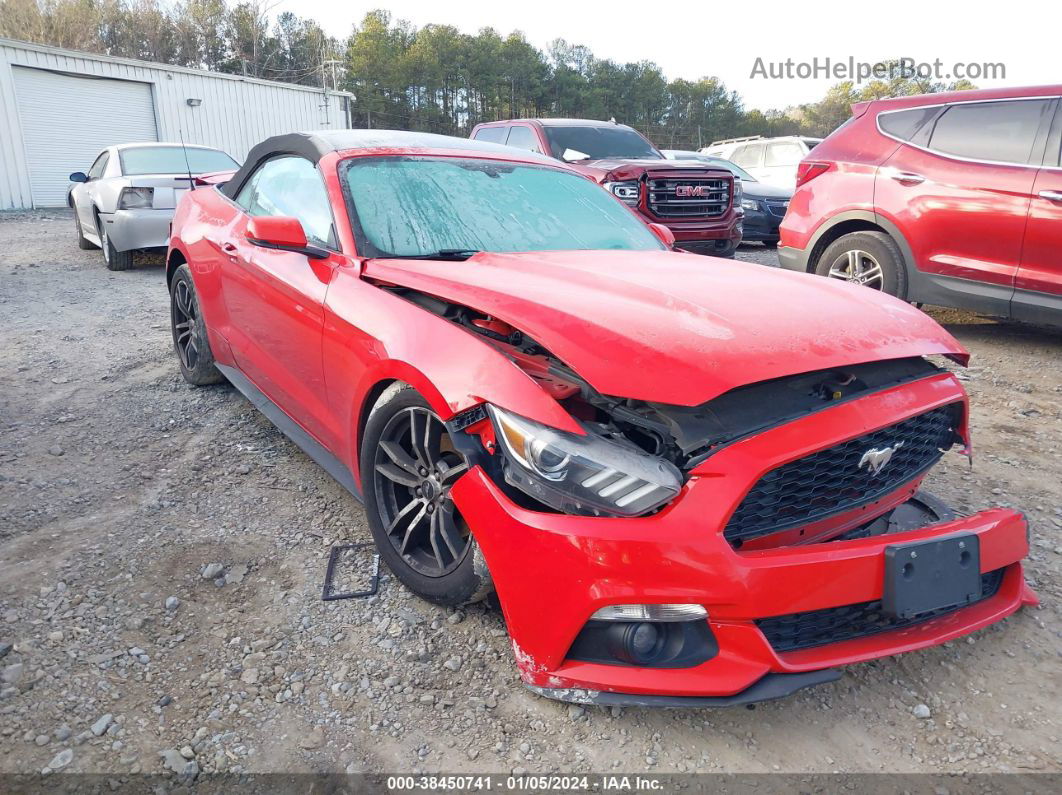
[{"left": 386, "top": 285, "right": 946, "bottom": 471}]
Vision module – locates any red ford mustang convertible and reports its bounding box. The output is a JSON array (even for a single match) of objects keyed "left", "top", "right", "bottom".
[{"left": 166, "top": 130, "right": 1035, "bottom": 707}]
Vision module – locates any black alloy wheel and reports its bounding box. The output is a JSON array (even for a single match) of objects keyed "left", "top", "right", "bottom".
[{"left": 372, "top": 406, "right": 471, "bottom": 577}]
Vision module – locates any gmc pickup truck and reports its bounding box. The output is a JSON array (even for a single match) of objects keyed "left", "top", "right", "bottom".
[{"left": 470, "top": 119, "right": 743, "bottom": 257}]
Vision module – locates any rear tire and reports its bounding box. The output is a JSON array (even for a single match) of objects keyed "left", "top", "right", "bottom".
[
  {"left": 362, "top": 383, "right": 492, "bottom": 607},
  {"left": 97, "top": 212, "right": 134, "bottom": 271},
  {"left": 815, "top": 231, "right": 907, "bottom": 298},
  {"left": 75, "top": 211, "right": 97, "bottom": 250},
  {"left": 169, "top": 264, "right": 224, "bottom": 386}
]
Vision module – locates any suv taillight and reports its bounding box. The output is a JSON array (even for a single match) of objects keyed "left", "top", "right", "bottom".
[{"left": 795, "top": 161, "right": 831, "bottom": 187}]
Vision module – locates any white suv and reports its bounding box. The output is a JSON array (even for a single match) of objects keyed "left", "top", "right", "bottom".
[{"left": 700, "top": 135, "right": 822, "bottom": 189}]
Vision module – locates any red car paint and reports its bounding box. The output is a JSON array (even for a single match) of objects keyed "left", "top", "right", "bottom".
[
  {"left": 470, "top": 119, "right": 743, "bottom": 257},
  {"left": 168, "top": 132, "right": 1034, "bottom": 704},
  {"left": 779, "top": 84, "right": 1062, "bottom": 325}
]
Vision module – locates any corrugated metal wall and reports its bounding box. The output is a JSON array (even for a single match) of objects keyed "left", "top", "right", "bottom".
[{"left": 0, "top": 38, "right": 352, "bottom": 208}]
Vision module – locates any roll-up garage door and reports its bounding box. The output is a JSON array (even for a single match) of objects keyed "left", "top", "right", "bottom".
[{"left": 12, "top": 67, "right": 158, "bottom": 207}]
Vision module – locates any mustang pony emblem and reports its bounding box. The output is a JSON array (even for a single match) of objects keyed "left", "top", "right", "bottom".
[{"left": 858, "top": 442, "right": 904, "bottom": 475}]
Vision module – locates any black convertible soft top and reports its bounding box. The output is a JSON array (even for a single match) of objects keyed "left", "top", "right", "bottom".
[{"left": 221, "top": 129, "right": 556, "bottom": 200}]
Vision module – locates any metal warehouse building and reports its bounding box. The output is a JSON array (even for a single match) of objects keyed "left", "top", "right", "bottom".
[{"left": 0, "top": 38, "right": 353, "bottom": 209}]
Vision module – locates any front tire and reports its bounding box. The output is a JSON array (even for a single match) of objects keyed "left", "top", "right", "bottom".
[
  {"left": 815, "top": 231, "right": 907, "bottom": 298},
  {"left": 169, "top": 264, "right": 224, "bottom": 385},
  {"left": 362, "top": 384, "right": 492, "bottom": 606},
  {"left": 96, "top": 212, "right": 134, "bottom": 271}
]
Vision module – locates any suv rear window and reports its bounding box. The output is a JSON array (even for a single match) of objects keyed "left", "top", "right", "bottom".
[
  {"left": 928, "top": 100, "right": 1053, "bottom": 165},
  {"left": 542, "top": 126, "right": 662, "bottom": 161}
]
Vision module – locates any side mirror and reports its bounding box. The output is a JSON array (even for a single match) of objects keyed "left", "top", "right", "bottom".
[
  {"left": 69, "top": 172, "right": 88, "bottom": 183},
  {"left": 246, "top": 216, "right": 328, "bottom": 259},
  {"left": 648, "top": 222, "right": 675, "bottom": 249}
]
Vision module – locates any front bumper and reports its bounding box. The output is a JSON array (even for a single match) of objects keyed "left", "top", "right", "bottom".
[
  {"left": 452, "top": 374, "right": 1035, "bottom": 703},
  {"left": 740, "top": 207, "right": 782, "bottom": 242},
  {"left": 100, "top": 208, "right": 174, "bottom": 252}
]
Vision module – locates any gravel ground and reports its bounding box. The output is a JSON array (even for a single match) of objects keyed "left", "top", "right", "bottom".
[{"left": 0, "top": 212, "right": 1059, "bottom": 779}]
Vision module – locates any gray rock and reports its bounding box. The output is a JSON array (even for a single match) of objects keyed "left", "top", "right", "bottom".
[
  {"left": 47, "top": 748, "right": 73, "bottom": 771},
  {"left": 90, "top": 713, "right": 113, "bottom": 736},
  {"left": 568, "top": 705, "right": 586, "bottom": 720},
  {"left": 225, "top": 564, "right": 248, "bottom": 586},
  {"left": 55, "top": 725, "right": 72, "bottom": 741},
  {"left": 35, "top": 734, "right": 50, "bottom": 746},
  {"left": 47, "top": 445, "right": 64, "bottom": 456},
  {"left": 1, "top": 662, "right": 24, "bottom": 685},
  {"left": 159, "top": 749, "right": 199, "bottom": 781},
  {"left": 913, "top": 703, "right": 932, "bottom": 719},
  {"left": 164, "top": 596, "right": 180, "bottom": 611},
  {"left": 443, "top": 657, "right": 462, "bottom": 672},
  {"left": 201, "top": 563, "right": 224, "bottom": 580},
  {"left": 0, "top": 642, "right": 12, "bottom": 659}
]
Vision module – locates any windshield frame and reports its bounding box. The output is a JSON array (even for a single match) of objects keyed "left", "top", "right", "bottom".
[{"left": 338, "top": 153, "right": 666, "bottom": 260}]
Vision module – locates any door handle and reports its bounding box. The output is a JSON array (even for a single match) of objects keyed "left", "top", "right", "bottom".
[
  {"left": 890, "top": 171, "right": 925, "bottom": 186},
  {"left": 1038, "top": 190, "right": 1062, "bottom": 202},
  {"left": 221, "top": 242, "right": 238, "bottom": 258}
]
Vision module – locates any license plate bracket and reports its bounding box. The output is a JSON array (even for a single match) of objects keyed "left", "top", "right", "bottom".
[{"left": 883, "top": 534, "right": 981, "bottom": 620}]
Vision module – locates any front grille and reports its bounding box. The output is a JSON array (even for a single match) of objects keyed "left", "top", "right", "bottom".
[
  {"left": 647, "top": 177, "right": 730, "bottom": 218},
  {"left": 757, "top": 568, "right": 1006, "bottom": 653},
  {"left": 764, "top": 199, "right": 789, "bottom": 217},
  {"left": 724, "top": 404, "right": 961, "bottom": 546}
]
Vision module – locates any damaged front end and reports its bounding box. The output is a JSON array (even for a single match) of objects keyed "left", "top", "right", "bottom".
[{"left": 382, "top": 283, "right": 964, "bottom": 539}]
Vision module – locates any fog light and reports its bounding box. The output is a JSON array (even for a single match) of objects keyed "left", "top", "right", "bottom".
[
  {"left": 591, "top": 603, "right": 707, "bottom": 622},
  {"left": 625, "top": 622, "right": 661, "bottom": 664}
]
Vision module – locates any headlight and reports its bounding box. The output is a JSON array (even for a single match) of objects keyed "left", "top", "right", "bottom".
[
  {"left": 741, "top": 198, "right": 759, "bottom": 211},
  {"left": 118, "top": 187, "right": 154, "bottom": 209},
  {"left": 604, "top": 180, "right": 640, "bottom": 206},
  {"left": 732, "top": 178, "right": 743, "bottom": 203},
  {"left": 486, "top": 405, "right": 682, "bottom": 517}
]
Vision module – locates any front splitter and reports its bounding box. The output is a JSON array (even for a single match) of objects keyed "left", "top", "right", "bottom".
[{"left": 526, "top": 668, "right": 842, "bottom": 708}]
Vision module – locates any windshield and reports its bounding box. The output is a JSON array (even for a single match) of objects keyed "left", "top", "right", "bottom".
[
  {"left": 543, "top": 126, "right": 662, "bottom": 161},
  {"left": 342, "top": 156, "right": 665, "bottom": 258},
  {"left": 119, "top": 147, "right": 239, "bottom": 176}
]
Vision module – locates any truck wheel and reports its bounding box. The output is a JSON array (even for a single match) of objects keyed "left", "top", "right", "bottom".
[
  {"left": 815, "top": 231, "right": 907, "bottom": 298},
  {"left": 75, "top": 211, "right": 97, "bottom": 250},
  {"left": 170, "top": 264, "right": 224, "bottom": 385},
  {"left": 96, "top": 212, "right": 134, "bottom": 271},
  {"left": 362, "top": 383, "right": 492, "bottom": 607}
]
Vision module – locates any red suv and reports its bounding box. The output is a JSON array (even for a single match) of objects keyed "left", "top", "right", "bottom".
[
  {"left": 779, "top": 85, "right": 1062, "bottom": 325},
  {"left": 471, "top": 119, "right": 743, "bottom": 257}
]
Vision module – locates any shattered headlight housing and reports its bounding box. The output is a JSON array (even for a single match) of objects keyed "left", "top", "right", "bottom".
[
  {"left": 486, "top": 405, "right": 682, "bottom": 517},
  {"left": 604, "top": 180, "right": 640, "bottom": 206}
]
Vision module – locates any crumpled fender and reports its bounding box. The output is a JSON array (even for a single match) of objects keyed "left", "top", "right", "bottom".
[{"left": 321, "top": 271, "right": 580, "bottom": 486}]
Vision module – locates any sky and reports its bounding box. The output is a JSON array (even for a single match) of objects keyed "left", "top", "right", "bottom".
[{"left": 276, "top": 0, "right": 1051, "bottom": 111}]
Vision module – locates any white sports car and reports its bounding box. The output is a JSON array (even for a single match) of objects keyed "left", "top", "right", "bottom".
[{"left": 68, "top": 142, "right": 239, "bottom": 270}]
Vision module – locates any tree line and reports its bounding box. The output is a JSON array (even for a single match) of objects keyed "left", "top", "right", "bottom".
[{"left": 0, "top": 1, "right": 976, "bottom": 147}]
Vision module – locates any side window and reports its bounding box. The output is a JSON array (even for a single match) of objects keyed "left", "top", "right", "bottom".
[
  {"left": 505, "top": 126, "right": 541, "bottom": 153},
  {"left": 473, "top": 126, "right": 507, "bottom": 144},
  {"left": 928, "top": 99, "right": 1053, "bottom": 165},
  {"left": 765, "top": 142, "right": 804, "bottom": 167},
  {"left": 234, "top": 157, "right": 336, "bottom": 248},
  {"left": 878, "top": 107, "right": 941, "bottom": 143},
  {"left": 88, "top": 152, "right": 109, "bottom": 180}
]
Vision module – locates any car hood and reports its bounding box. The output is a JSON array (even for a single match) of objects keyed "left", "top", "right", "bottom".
[
  {"left": 742, "top": 181, "right": 792, "bottom": 200},
  {"left": 363, "top": 250, "right": 967, "bottom": 406},
  {"left": 572, "top": 158, "right": 732, "bottom": 182}
]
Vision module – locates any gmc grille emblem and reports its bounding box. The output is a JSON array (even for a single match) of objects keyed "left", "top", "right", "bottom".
[
  {"left": 675, "top": 184, "right": 707, "bottom": 198},
  {"left": 858, "top": 442, "right": 904, "bottom": 475}
]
